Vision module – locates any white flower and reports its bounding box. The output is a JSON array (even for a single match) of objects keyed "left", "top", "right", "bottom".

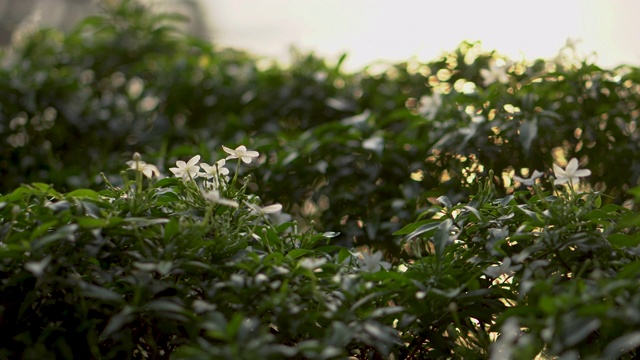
[
  {"left": 200, "top": 159, "right": 230, "bottom": 179},
  {"left": 553, "top": 158, "right": 591, "bottom": 186},
  {"left": 471, "top": 114, "right": 485, "bottom": 124},
  {"left": 126, "top": 152, "right": 160, "bottom": 178},
  {"left": 564, "top": 37, "right": 581, "bottom": 51},
  {"left": 480, "top": 62, "right": 510, "bottom": 86},
  {"left": 222, "top": 145, "right": 260, "bottom": 164},
  {"left": 513, "top": 170, "right": 544, "bottom": 186},
  {"left": 358, "top": 251, "right": 391, "bottom": 272},
  {"left": 419, "top": 92, "right": 442, "bottom": 120},
  {"left": 299, "top": 257, "right": 327, "bottom": 271},
  {"left": 169, "top": 155, "right": 201, "bottom": 181},
  {"left": 200, "top": 189, "right": 239, "bottom": 208},
  {"left": 246, "top": 202, "right": 283, "bottom": 215}
]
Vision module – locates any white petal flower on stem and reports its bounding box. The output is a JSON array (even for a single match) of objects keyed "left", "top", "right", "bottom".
[
  {"left": 200, "top": 189, "right": 239, "bottom": 208},
  {"left": 169, "top": 155, "right": 201, "bottom": 181},
  {"left": 246, "top": 202, "right": 283, "bottom": 215},
  {"left": 480, "top": 62, "right": 510, "bottom": 86},
  {"left": 200, "top": 159, "right": 230, "bottom": 179},
  {"left": 419, "top": 92, "right": 442, "bottom": 120},
  {"left": 358, "top": 251, "right": 392, "bottom": 272},
  {"left": 126, "top": 152, "right": 160, "bottom": 178},
  {"left": 222, "top": 145, "right": 260, "bottom": 164},
  {"left": 513, "top": 170, "right": 544, "bottom": 187},
  {"left": 553, "top": 158, "right": 591, "bottom": 186}
]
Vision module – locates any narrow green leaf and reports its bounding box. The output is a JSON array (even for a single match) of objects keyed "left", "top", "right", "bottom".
[
  {"left": 436, "top": 196, "right": 453, "bottom": 210},
  {"left": 101, "top": 306, "right": 136, "bottom": 338},
  {"left": 123, "top": 217, "right": 169, "bottom": 227},
  {"left": 28, "top": 220, "right": 58, "bottom": 241},
  {"left": 404, "top": 222, "right": 441, "bottom": 240},
  {"left": 32, "top": 224, "right": 78, "bottom": 250},
  {"left": 393, "top": 219, "right": 439, "bottom": 235},
  {"left": 145, "top": 299, "right": 185, "bottom": 313},
  {"left": 433, "top": 219, "right": 453, "bottom": 260},
  {"left": 80, "top": 283, "right": 124, "bottom": 304}
]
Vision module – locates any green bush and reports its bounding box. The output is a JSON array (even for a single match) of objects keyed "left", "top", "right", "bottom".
[
  {"left": 3, "top": 2, "right": 640, "bottom": 357},
  {"left": 2, "top": 148, "right": 640, "bottom": 359},
  {"left": 3, "top": 2, "right": 640, "bottom": 244}
]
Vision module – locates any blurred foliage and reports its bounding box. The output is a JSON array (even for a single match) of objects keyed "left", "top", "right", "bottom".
[
  {"left": 3, "top": 1, "right": 640, "bottom": 358},
  {"left": 1, "top": 0, "right": 640, "bottom": 250}
]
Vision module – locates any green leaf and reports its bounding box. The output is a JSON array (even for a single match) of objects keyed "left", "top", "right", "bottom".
[
  {"left": 155, "top": 191, "right": 180, "bottom": 205},
  {"left": 603, "top": 332, "right": 640, "bottom": 360},
  {"left": 337, "top": 248, "right": 354, "bottom": 263},
  {"left": 584, "top": 209, "right": 618, "bottom": 221},
  {"left": 66, "top": 189, "right": 101, "bottom": 200},
  {"left": 275, "top": 221, "right": 296, "bottom": 233},
  {"left": 436, "top": 195, "right": 453, "bottom": 210},
  {"left": 370, "top": 306, "right": 405, "bottom": 318},
  {"left": 393, "top": 219, "right": 439, "bottom": 235},
  {"left": 433, "top": 219, "right": 453, "bottom": 260},
  {"left": 145, "top": 299, "right": 185, "bottom": 313},
  {"left": 462, "top": 206, "right": 483, "bottom": 221},
  {"left": 28, "top": 220, "right": 58, "bottom": 241},
  {"left": 164, "top": 218, "right": 180, "bottom": 240},
  {"left": 80, "top": 283, "right": 125, "bottom": 304},
  {"left": 123, "top": 217, "right": 169, "bottom": 227},
  {"left": 562, "top": 316, "right": 601, "bottom": 347},
  {"left": 155, "top": 177, "right": 182, "bottom": 188},
  {"left": 31, "top": 224, "right": 78, "bottom": 250},
  {"left": 608, "top": 234, "right": 640, "bottom": 247},
  {"left": 30, "top": 183, "right": 62, "bottom": 198},
  {"left": 288, "top": 249, "right": 313, "bottom": 259},
  {"left": 102, "top": 306, "right": 136, "bottom": 338},
  {"left": 618, "top": 212, "right": 640, "bottom": 227},
  {"left": 76, "top": 216, "right": 109, "bottom": 229}
]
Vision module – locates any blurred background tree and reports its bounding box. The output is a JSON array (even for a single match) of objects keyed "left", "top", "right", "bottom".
[{"left": 0, "top": 0, "right": 209, "bottom": 45}]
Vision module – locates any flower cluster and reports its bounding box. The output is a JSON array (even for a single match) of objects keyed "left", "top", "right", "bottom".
[
  {"left": 480, "top": 61, "right": 511, "bottom": 86},
  {"left": 419, "top": 91, "right": 442, "bottom": 120},
  {"left": 126, "top": 145, "right": 270, "bottom": 210}
]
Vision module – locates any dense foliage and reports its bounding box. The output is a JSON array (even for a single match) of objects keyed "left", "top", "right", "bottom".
[{"left": 2, "top": 1, "right": 640, "bottom": 358}]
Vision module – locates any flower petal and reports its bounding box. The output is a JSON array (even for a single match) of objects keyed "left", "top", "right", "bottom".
[
  {"left": 565, "top": 158, "right": 579, "bottom": 174},
  {"left": 553, "top": 163, "right": 567, "bottom": 178},
  {"left": 222, "top": 145, "right": 236, "bottom": 157},
  {"left": 574, "top": 169, "right": 591, "bottom": 177},
  {"left": 186, "top": 155, "right": 201, "bottom": 167},
  {"left": 261, "top": 204, "right": 283, "bottom": 214}
]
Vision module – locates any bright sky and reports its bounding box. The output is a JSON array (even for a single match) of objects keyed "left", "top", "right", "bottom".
[{"left": 204, "top": 0, "right": 640, "bottom": 71}]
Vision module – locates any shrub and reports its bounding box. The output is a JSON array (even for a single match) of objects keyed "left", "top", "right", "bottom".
[{"left": 2, "top": 148, "right": 640, "bottom": 359}]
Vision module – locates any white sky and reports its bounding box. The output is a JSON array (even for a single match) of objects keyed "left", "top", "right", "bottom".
[{"left": 204, "top": 0, "right": 640, "bottom": 71}]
